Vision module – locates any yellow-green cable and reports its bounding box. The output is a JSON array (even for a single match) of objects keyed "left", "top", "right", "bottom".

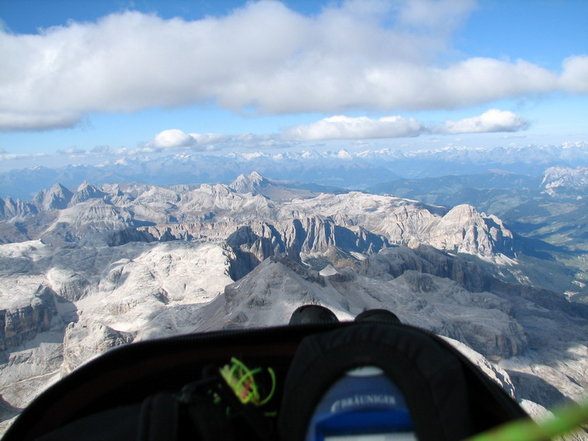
[
  {"left": 219, "top": 357, "right": 276, "bottom": 407},
  {"left": 258, "top": 367, "right": 276, "bottom": 406},
  {"left": 467, "top": 398, "right": 588, "bottom": 441}
]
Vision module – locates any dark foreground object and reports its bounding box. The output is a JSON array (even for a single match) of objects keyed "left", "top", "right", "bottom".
[
  {"left": 288, "top": 304, "right": 339, "bottom": 325},
  {"left": 4, "top": 312, "right": 527, "bottom": 441}
]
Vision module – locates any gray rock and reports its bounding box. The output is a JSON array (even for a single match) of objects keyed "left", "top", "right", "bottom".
[
  {"left": 62, "top": 320, "right": 134, "bottom": 373},
  {"left": 0, "top": 286, "right": 57, "bottom": 351},
  {"left": 33, "top": 184, "right": 73, "bottom": 211}
]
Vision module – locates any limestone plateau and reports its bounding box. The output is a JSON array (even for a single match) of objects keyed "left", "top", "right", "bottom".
[{"left": 0, "top": 173, "right": 586, "bottom": 437}]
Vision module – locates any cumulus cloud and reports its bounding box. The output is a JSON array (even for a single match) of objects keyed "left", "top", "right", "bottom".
[
  {"left": 149, "top": 129, "right": 289, "bottom": 150},
  {"left": 284, "top": 110, "right": 528, "bottom": 141},
  {"left": 153, "top": 109, "right": 528, "bottom": 144},
  {"left": 1, "top": 0, "right": 584, "bottom": 131},
  {"left": 561, "top": 56, "right": 588, "bottom": 93},
  {"left": 440, "top": 109, "right": 529, "bottom": 134},
  {"left": 151, "top": 129, "right": 198, "bottom": 148},
  {"left": 286, "top": 115, "right": 424, "bottom": 141}
]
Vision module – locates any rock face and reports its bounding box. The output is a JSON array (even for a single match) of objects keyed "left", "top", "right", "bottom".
[
  {"left": 0, "top": 239, "right": 235, "bottom": 434},
  {"left": 229, "top": 171, "right": 267, "bottom": 194},
  {"left": 197, "top": 252, "right": 530, "bottom": 360},
  {"left": 427, "top": 205, "right": 515, "bottom": 258},
  {"left": 0, "top": 286, "right": 57, "bottom": 351},
  {"left": 0, "top": 174, "right": 517, "bottom": 262},
  {"left": 62, "top": 320, "right": 134, "bottom": 373},
  {"left": 33, "top": 184, "right": 73, "bottom": 211},
  {"left": 0, "top": 198, "right": 37, "bottom": 221},
  {"left": 70, "top": 182, "right": 107, "bottom": 205},
  {"left": 225, "top": 218, "right": 389, "bottom": 279},
  {"left": 0, "top": 395, "right": 20, "bottom": 420}
]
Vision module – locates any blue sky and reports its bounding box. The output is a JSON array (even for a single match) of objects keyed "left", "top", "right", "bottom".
[{"left": 0, "top": 0, "right": 587, "bottom": 169}]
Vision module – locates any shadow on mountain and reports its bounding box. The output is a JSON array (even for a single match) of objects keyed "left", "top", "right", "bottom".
[
  {"left": 513, "top": 233, "right": 573, "bottom": 260},
  {"left": 0, "top": 395, "right": 21, "bottom": 424},
  {"left": 507, "top": 371, "right": 574, "bottom": 408},
  {"left": 0, "top": 285, "right": 78, "bottom": 352},
  {"left": 359, "top": 246, "right": 588, "bottom": 366},
  {"left": 226, "top": 226, "right": 283, "bottom": 280}
]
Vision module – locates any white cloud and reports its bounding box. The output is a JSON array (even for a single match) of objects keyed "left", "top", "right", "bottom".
[
  {"left": 286, "top": 115, "right": 424, "bottom": 141},
  {"left": 440, "top": 109, "right": 529, "bottom": 134},
  {"left": 561, "top": 56, "right": 588, "bottom": 93},
  {"left": 149, "top": 129, "right": 291, "bottom": 150},
  {"left": 0, "top": 112, "right": 81, "bottom": 131},
  {"left": 397, "top": 0, "right": 476, "bottom": 35},
  {"left": 151, "top": 129, "right": 197, "bottom": 148},
  {"left": 151, "top": 109, "right": 529, "bottom": 145},
  {"left": 3, "top": 0, "right": 582, "bottom": 131},
  {"left": 285, "top": 110, "right": 528, "bottom": 141}
]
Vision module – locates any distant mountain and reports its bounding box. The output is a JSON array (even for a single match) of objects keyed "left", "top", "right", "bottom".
[
  {"left": 0, "top": 174, "right": 517, "bottom": 264},
  {"left": 33, "top": 183, "right": 73, "bottom": 210},
  {"left": 366, "top": 167, "right": 588, "bottom": 301},
  {"left": 228, "top": 171, "right": 346, "bottom": 201},
  {"left": 1, "top": 144, "right": 587, "bottom": 200},
  {"left": 1, "top": 170, "right": 586, "bottom": 297},
  {"left": 367, "top": 171, "right": 541, "bottom": 207},
  {"left": 541, "top": 166, "right": 588, "bottom": 196}
]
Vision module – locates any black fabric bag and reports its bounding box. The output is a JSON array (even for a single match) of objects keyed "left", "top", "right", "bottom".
[
  {"left": 278, "top": 322, "right": 527, "bottom": 441},
  {"left": 3, "top": 321, "right": 527, "bottom": 441}
]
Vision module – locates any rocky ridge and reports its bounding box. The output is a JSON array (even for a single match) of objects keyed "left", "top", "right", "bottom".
[
  {"left": 0, "top": 174, "right": 516, "bottom": 263},
  {"left": 542, "top": 166, "right": 588, "bottom": 196}
]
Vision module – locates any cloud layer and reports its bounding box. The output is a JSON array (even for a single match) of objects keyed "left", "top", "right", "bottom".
[
  {"left": 154, "top": 109, "right": 529, "bottom": 145},
  {"left": 1, "top": 0, "right": 586, "bottom": 131},
  {"left": 285, "top": 110, "right": 529, "bottom": 141},
  {"left": 286, "top": 115, "right": 424, "bottom": 141},
  {"left": 440, "top": 109, "right": 529, "bottom": 134}
]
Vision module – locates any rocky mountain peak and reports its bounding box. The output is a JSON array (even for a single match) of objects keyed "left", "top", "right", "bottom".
[
  {"left": 428, "top": 204, "right": 515, "bottom": 259},
  {"left": 229, "top": 171, "right": 268, "bottom": 194},
  {"left": 0, "top": 197, "right": 38, "bottom": 221},
  {"left": 443, "top": 204, "right": 479, "bottom": 220},
  {"left": 70, "top": 181, "right": 106, "bottom": 205},
  {"left": 34, "top": 183, "right": 73, "bottom": 210}
]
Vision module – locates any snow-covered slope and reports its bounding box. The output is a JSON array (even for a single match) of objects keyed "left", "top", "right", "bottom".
[{"left": 0, "top": 239, "right": 233, "bottom": 424}]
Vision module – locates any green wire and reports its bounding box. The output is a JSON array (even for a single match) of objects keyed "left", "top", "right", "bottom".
[
  {"left": 467, "top": 398, "right": 588, "bottom": 441},
  {"left": 258, "top": 367, "right": 276, "bottom": 406},
  {"left": 219, "top": 357, "right": 277, "bottom": 407}
]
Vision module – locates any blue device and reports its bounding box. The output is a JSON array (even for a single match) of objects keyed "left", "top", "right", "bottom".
[{"left": 305, "top": 366, "right": 417, "bottom": 441}]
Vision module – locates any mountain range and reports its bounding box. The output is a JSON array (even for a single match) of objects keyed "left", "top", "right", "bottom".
[
  {"left": 2, "top": 144, "right": 588, "bottom": 200},
  {"left": 0, "top": 170, "right": 587, "bottom": 438}
]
